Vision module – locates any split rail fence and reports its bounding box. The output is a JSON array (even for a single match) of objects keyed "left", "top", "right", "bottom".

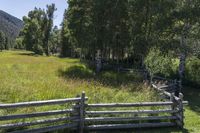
[{"left": 0, "top": 92, "right": 188, "bottom": 133}]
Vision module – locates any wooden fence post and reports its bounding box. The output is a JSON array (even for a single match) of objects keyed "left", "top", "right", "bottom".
[
  {"left": 177, "top": 93, "right": 184, "bottom": 129},
  {"left": 150, "top": 74, "right": 153, "bottom": 84},
  {"left": 171, "top": 93, "right": 184, "bottom": 129},
  {"left": 170, "top": 93, "right": 176, "bottom": 124},
  {"left": 143, "top": 70, "right": 148, "bottom": 80},
  {"left": 79, "top": 91, "right": 85, "bottom": 133},
  {"left": 71, "top": 95, "right": 80, "bottom": 131}
]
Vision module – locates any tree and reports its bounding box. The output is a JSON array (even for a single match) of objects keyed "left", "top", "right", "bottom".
[
  {"left": 21, "top": 8, "right": 46, "bottom": 54},
  {"left": 43, "top": 4, "right": 57, "bottom": 56},
  {"left": 60, "top": 10, "right": 70, "bottom": 57},
  {"left": 66, "top": 0, "right": 95, "bottom": 59},
  {"left": 20, "top": 4, "right": 57, "bottom": 55},
  {"left": 65, "top": 0, "right": 130, "bottom": 62},
  {"left": 49, "top": 26, "right": 60, "bottom": 54},
  {"left": 0, "top": 31, "right": 5, "bottom": 51}
]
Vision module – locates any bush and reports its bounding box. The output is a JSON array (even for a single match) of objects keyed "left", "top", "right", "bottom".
[
  {"left": 145, "top": 48, "right": 175, "bottom": 77},
  {"left": 15, "top": 37, "right": 24, "bottom": 49},
  {"left": 185, "top": 57, "right": 200, "bottom": 87},
  {"left": 33, "top": 43, "right": 44, "bottom": 55}
]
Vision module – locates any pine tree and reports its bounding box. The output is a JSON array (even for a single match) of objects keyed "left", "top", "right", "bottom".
[
  {"left": 0, "top": 31, "right": 5, "bottom": 51},
  {"left": 60, "top": 10, "right": 70, "bottom": 57}
]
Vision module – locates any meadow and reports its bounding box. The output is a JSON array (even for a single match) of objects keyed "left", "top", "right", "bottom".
[{"left": 0, "top": 51, "right": 199, "bottom": 133}]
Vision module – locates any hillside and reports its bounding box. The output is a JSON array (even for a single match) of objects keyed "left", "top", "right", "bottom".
[{"left": 0, "top": 10, "right": 23, "bottom": 39}]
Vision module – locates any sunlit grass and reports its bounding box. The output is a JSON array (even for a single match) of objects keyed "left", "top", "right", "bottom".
[{"left": 0, "top": 50, "right": 157, "bottom": 103}]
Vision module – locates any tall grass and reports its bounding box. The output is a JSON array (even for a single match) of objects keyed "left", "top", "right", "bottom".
[{"left": 0, "top": 50, "right": 158, "bottom": 104}]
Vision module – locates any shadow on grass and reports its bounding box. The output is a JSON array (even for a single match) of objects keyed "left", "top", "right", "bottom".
[
  {"left": 58, "top": 65, "right": 143, "bottom": 87},
  {"left": 89, "top": 127, "right": 189, "bottom": 133},
  {"left": 183, "top": 87, "right": 200, "bottom": 114},
  {"left": 1, "top": 126, "right": 189, "bottom": 133},
  {"left": 15, "top": 52, "right": 39, "bottom": 57},
  {"left": 1, "top": 127, "right": 28, "bottom": 133}
]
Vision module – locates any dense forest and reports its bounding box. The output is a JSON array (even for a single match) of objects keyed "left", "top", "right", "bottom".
[
  {"left": 16, "top": 1, "right": 200, "bottom": 58},
  {"left": 62, "top": 0, "right": 200, "bottom": 60},
  {"left": 2, "top": 0, "right": 200, "bottom": 86}
]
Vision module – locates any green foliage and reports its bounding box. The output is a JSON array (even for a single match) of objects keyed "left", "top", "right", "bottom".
[
  {"left": 22, "top": 8, "right": 46, "bottom": 52},
  {"left": 49, "top": 26, "right": 60, "bottom": 54},
  {"left": 185, "top": 57, "right": 200, "bottom": 86},
  {"left": 43, "top": 4, "right": 57, "bottom": 56},
  {"left": 60, "top": 10, "right": 75, "bottom": 57},
  {"left": 145, "top": 48, "right": 174, "bottom": 77},
  {"left": 15, "top": 37, "right": 24, "bottom": 49},
  {"left": 65, "top": 0, "right": 130, "bottom": 60},
  {"left": 0, "top": 31, "right": 5, "bottom": 51},
  {"left": 60, "top": 0, "right": 200, "bottom": 67},
  {"left": 20, "top": 4, "right": 56, "bottom": 55}
]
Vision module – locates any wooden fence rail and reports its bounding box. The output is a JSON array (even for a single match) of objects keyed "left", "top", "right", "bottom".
[
  {"left": 0, "top": 95, "right": 86, "bottom": 133},
  {"left": 0, "top": 91, "right": 188, "bottom": 133},
  {"left": 151, "top": 75, "right": 189, "bottom": 129},
  {"left": 0, "top": 98, "right": 82, "bottom": 109}
]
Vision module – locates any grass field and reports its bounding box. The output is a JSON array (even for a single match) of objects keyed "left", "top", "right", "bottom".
[
  {"left": 0, "top": 50, "right": 199, "bottom": 133},
  {"left": 0, "top": 50, "right": 155, "bottom": 103}
]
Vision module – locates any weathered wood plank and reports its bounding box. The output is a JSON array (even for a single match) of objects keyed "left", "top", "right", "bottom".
[
  {"left": 159, "top": 84, "right": 175, "bottom": 90},
  {"left": 177, "top": 97, "right": 184, "bottom": 128},
  {"left": 84, "top": 116, "right": 177, "bottom": 122},
  {"left": 79, "top": 92, "right": 85, "bottom": 133},
  {"left": 86, "top": 122, "right": 176, "bottom": 130},
  {"left": 0, "top": 117, "right": 78, "bottom": 129},
  {"left": 0, "top": 98, "right": 82, "bottom": 109},
  {"left": 87, "top": 102, "right": 173, "bottom": 108},
  {"left": 163, "top": 91, "right": 172, "bottom": 97},
  {"left": 86, "top": 109, "right": 177, "bottom": 115},
  {"left": 152, "top": 84, "right": 188, "bottom": 105},
  {"left": 152, "top": 84, "right": 172, "bottom": 95},
  {"left": 9, "top": 123, "right": 78, "bottom": 133},
  {"left": 152, "top": 76, "right": 169, "bottom": 80},
  {"left": 0, "top": 109, "right": 74, "bottom": 121}
]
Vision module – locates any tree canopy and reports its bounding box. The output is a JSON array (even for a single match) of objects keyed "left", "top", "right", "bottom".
[
  {"left": 19, "top": 4, "right": 57, "bottom": 55},
  {"left": 58, "top": 0, "right": 200, "bottom": 63}
]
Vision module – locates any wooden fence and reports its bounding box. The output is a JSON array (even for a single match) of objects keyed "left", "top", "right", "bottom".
[
  {"left": 0, "top": 92, "right": 188, "bottom": 133},
  {"left": 0, "top": 93, "right": 87, "bottom": 133},
  {"left": 151, "top": 76, "right": 180, "bottom": 98},
  {"left": 151, "top": 75, "right": 189, "bottom": 129}
]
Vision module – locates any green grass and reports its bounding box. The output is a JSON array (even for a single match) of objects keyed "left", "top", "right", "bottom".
[
  {"left": 0, "top": 50, "right": 156, "bottom": 103},
  {"left": 0, "top": 50, "right": 199, "bottom": 133}
]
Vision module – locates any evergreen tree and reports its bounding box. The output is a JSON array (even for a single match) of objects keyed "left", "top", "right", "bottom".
[
  {"left": 60, "top": 9, "right": 70, "bottom": 57},
  {"left": 0, "top": 31, "right": 5, "bottom": 51}
]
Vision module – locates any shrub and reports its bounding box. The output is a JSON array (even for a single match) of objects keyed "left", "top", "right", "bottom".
[
  {"left": 145, "top": 48, "right": 175, "bottom": 77},
  {"left": 15, "top": 37, "right": 24, "bottom": 49},
  {"left": 185, "top": 57, "right": 200, "bottom": 87}
]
